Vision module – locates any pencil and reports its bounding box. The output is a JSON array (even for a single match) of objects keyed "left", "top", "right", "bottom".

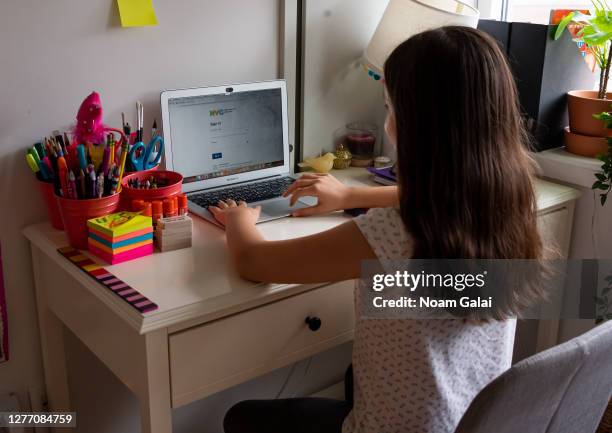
[{"left": 117, "top": 138, "right": 129, "bottom": 193}]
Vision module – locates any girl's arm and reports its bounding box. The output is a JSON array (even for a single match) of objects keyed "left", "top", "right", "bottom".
[
  {"left": 210, "top": 200, "right": 377, "bottom": 283},
  {"left": 283, "top": 173, "right": 398, "bottom": 217}
]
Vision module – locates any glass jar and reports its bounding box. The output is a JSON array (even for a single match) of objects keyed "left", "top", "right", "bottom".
[{"left": 344, "top": 122, "right": 378, "bottom": 167}]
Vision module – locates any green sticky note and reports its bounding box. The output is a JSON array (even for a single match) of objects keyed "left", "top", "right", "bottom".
[{"left": 117, "top": 0, "right": 158, "bottom": 27}]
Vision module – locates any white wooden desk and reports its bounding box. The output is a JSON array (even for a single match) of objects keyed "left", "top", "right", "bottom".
[{"left": 23, "top": 168, "right": 580, "bottom": 433}]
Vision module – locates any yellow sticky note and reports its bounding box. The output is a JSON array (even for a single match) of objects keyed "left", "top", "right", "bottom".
[{"left": 117, "top": 0, "right": 158, "bottom": 27}]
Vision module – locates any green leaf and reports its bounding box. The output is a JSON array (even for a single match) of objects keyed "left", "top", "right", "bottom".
[
  {"left": 593, "top": 181, "right": 609, "bottom": 190},
  {"left": 555, "top": 12, "right": 576, "bottom": 40},
  {"left": 596, "top": 172, "right": 608, "bottom": 181},
  {"left": 602, "top": 194, "right": 609, "bottom": 206}
]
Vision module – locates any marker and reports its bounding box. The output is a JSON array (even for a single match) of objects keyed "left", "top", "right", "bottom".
[
  {"left": 53, "top": 130, "right": 65, "bottom": 151},
  {"left": 97, "top": 173, "right": 105, "bottom": 198},
  {"left": 152, "top": 119, "right": 157, "bottom": 138},
  {"left": 109, "top": 134, "right": 115, "bottom": 166},
  {"left": 30, "top": 147, "right": 51, "bottom": 180},
  {"left": 28, "top": 148, "right": 42, "bottom": 169},
  {"left": 78, "top": 169, "right": 86, "bottom": 199},
  {"left": 89, "top": 169, "right": 97, "bottom": 199},
  {"left": 77, "top": 144, "right": 87, "bottom": 170},
  {"left": 65, "top": 171, "right": 74, "bottom": 199},
  {"left": 43, "top": 156, "right": 53, "bottom": 176},
  {"left": 68, "top": 171, "right": 78, "bottom": 199},
  {"left": 110, "top": 166, "right": 120, "bottom": 195},
  {"left": 57, "top": 151, "right": 68, "bottom": 197},
  {"left": 136, "top": 101, "right": 144, "bottom": 143},
  {"left": 26, "top": 153, "right": 41, "bottom": 178},
  {"left": 34, "top": 142, "right": 45, "bottom": 160}
]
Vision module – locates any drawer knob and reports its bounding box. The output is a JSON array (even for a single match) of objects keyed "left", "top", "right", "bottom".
[{"left": 305, "top": 316, "right": 322, "bottom": 332}]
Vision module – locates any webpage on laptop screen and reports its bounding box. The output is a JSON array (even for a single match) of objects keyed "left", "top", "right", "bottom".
[{"left": 168, "top": 88, "right": 285, "bottom": 183}]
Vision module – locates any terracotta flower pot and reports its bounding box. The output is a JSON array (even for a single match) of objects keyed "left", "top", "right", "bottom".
[
  {"left": 564, "top": 127, "right": 609, "bottom": 158},
  {"left": 568, "top": 90, "right": 612, "bottom": 137}
]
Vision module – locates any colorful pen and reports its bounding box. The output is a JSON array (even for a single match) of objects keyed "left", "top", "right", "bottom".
[
  {"left": 68, "top": 171, "right": 78, "bottom": 199},
  {"left": 65, "top": 171, "right": 74, "bottom": 199},
  {"left": 57, "top": 150, "right": 68, "bottom": 197},
  {"left": 77, "top": 144, "right": 87, "bottom": 171},
  {"left": 26, "top": 153, "right": 41, "bottom": 178},
  {"left": 78, "top": 169, "right": 86, "bottom": 199},
  {"left": 97, "top": 173, "right": 104, "bottom": 198},
  {"left": 110, "top": 166, "right": 120, "bottom": 195},
  {"left": 89, "top": 168, "right": 97, "bottom": 199},
  {"left": 117, "top": 138, "right": 128, "bottom": 193},
  {"left": 101, "top": 141, "right": 110, "bottom": 177}
]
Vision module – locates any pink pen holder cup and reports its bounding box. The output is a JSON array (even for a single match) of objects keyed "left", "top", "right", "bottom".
[
  {"left": 38, "top": 181, "right": 64, "bottom": 230},
  {"left": 57, "top": 193, "right": 121, "bottom": 250}
]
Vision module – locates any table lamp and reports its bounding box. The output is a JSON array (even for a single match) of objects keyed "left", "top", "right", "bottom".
[{"left": 364, "top": 0, "right": 480, "bottom": 80}]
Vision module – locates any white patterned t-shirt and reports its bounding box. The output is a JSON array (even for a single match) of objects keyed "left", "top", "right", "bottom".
[{"left": 342, "top": 207, "right": 516, "bottom": 433}]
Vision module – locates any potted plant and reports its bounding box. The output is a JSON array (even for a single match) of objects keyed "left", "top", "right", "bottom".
[
  {"left": 556, "top": 1, "right": 612, "bottom": 156},
  {"left": 593, "top": 110, "right": 612, "bottom": 205}
]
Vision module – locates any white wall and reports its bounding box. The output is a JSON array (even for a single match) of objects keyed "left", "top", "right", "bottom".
[
  {"left": 559, "top": 188, "right": 612, "bottom": 343},
  {"left": 0, "top": 0, "right": 279, "bottom": 418},
  {"left": 533, "top": 152, "right": 612, "bottom": 343},
  {"left": 301, "top": 0, "right": 390, "bottom": 159}
]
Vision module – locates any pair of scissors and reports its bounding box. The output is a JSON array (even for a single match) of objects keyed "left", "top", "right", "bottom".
[{"left": 129, "top": 136, "right": 164, "bottom": 171}]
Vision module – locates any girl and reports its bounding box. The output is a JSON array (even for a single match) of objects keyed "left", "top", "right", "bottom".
[{"left": 216, "top": 26, "right": 543, "bottom": 433}]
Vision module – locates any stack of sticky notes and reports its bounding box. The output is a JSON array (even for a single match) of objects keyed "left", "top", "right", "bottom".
[
  {"left": 87, "top": 212, "right": 154, "bottom": 264},
  {"left": 155, "top": 215, "right": 193, "bottom": 252}
]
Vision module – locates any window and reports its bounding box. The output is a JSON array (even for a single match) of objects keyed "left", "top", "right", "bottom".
[
  {"left": 506, "top": 0, "right": 593, "bottom": 24},
  {"left": 476, "top": 0, "right": 593, "bottom": 23}
]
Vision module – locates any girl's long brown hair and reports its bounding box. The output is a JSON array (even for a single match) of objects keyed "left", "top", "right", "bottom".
[
  {"left": 384, "top": 27, "right": 545, "bottom": 319},
  {"left": 385, "top": 26, "right": 542, "bottom": 261}
]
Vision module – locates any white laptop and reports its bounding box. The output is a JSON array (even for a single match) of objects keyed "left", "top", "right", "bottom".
[{"left": 161, "top": 80, "right": 315, "bottom": 226}]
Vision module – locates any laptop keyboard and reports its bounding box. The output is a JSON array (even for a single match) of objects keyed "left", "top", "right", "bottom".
[{"left": 189, "top": 177, "right": 295, "bottom": 209}]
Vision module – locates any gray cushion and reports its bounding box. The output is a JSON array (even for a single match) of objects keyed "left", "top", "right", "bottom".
[{"left": 455, "top": 321, "right": 612, "bottom": 433}]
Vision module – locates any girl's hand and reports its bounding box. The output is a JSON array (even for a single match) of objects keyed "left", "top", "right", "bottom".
[
  {"left": 283, "top": 173, "right": 351, "bottom": 217},
  {"left": 209, "top": 200, "right": 261, "bottom": 227}
]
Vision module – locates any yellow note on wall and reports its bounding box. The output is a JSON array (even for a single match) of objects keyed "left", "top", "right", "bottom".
[{"left": 117, "top": 0, "right": 158, "bottom": 27}]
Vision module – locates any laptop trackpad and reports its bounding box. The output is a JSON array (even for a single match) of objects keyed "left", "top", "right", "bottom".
[{"left": 260, "top": 197, "right": 316, "bottom": 218}]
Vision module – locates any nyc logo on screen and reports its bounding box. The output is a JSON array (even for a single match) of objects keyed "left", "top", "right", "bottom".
[{"left": 209, "top": 108, "right": 234, "bottom": 117}]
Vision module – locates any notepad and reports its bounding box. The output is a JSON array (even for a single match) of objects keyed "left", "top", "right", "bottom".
[
  {"left": 88, "top": 212, "right": 152, "bottom": 238},
  {"left": 117, "top": 0, "right": 158, "bottom": 27},
  {"left": 87, "top": 212, "right": 153, "bottom": 264}
]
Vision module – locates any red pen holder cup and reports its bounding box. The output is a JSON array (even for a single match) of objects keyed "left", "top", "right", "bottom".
[
  {"left": 38, "top": 181, "right": 64, "bottom": 230},
  {"left": 119, "top": 170, "right": 183, "bottom": 211},
  {"left": 57, "top": 194, "right": 121, "bottom": 250}
]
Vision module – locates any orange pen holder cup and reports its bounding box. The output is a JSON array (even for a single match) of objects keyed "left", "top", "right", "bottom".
[
  {"left": 38, "top": 181, "right": 64, "bottom": 230},
  {"left": 57, "top": 194, "right": 121, "bottom": 250},
  {"left": 119, "top": 170, "right": 183, "bottom": 211}
]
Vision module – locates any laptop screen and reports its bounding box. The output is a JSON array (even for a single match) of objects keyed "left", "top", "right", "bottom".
[{"left": 167, "top": 88, "right": 285, "bottom": 184}]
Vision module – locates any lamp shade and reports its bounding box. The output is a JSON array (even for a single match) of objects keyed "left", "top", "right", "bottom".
[{"left": 364, "top": 0, "right": 479, "bottom": 78}]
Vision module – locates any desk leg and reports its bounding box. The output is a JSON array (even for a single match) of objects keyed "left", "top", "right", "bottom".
[
  {"left": 31, "top": 246, "right": 71, "bottom": 414},
  {"left": 138, "top": 329, "right": 172, "bottom": 433}
]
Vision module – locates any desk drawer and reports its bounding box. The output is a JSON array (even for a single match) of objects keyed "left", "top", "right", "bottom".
[{"left": 169, "top": 281, "right": 355, "bottom": 407}]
